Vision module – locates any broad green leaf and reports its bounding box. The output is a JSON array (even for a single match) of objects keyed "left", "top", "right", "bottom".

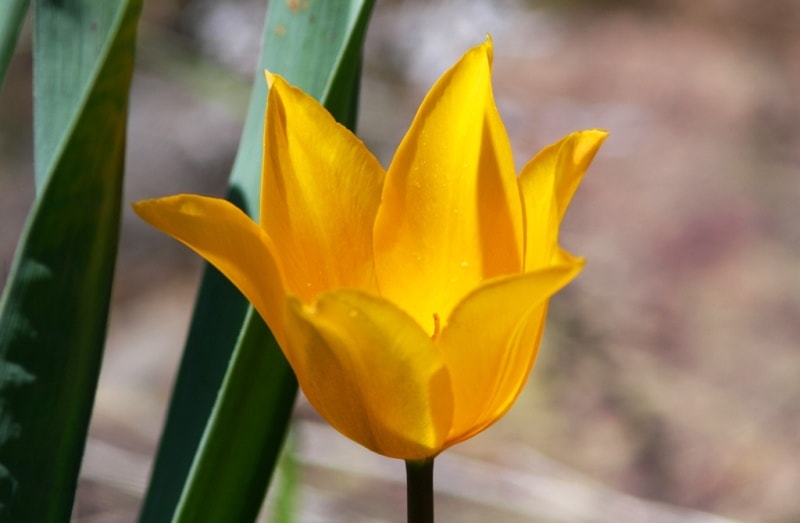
[
  {"left": 33, "top": 0, "right": 122, "bottom": 192},
  {"left": 0, "top": 0, "right": 29, "bottom": 93},
  {"left": 0, "top": 0, "right": 142, "bottom": 521},
  {"left": 172, "top": 308, "right": 298, "bottom": 523},
  {"left": 139, "top": 1, "right": 376, "bottom": 522},
  {"left": 228, "top": 0, "right": 373, "bottom": 200}
]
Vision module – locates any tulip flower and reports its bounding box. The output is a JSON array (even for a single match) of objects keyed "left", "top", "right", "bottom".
[{"left": 134, "top": 39, "right": 605, "bottom": 465}]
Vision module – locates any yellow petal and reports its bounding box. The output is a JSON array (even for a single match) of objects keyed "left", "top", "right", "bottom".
[
  {"left": 374, "top": 38, "right": 523, "bottom": 334},
  {"left": 261, "top": 74, "right": 385, "bottom": 302},
  {"left": 133, "top": 195, "right": 286, "bottom": 342},
  {"left": 284, "top": 290, "right": 453, "bottom": 460},
  {"left": 438, "top": 255, "right": 584, "bottom": 446},
  {"left": 519, "top": 130, "right": 607, "bottom": 271}
]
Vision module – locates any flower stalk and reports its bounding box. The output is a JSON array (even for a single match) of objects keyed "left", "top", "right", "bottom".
[{"left": 406, "top": 458, "right": 435, "bottom": 523}]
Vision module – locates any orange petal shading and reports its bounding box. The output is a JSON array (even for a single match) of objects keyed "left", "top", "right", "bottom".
[
  {"left": 519, "top": 130, "right": 607, "bottom": 271},
  {"left": 374, "top": 38, "right": 523, "bottom": 335},
  {"left": 284, "top": 290, "right": 453, "bottom": 460},
  {"left": 261, "top": 74, "right": 385, "bottom": 302},
  {"left": 133, "top": 195, "right": 287, "bottom": 342},
  {"left": 438, "top": 256, "right": 584, "bottom": 446}
]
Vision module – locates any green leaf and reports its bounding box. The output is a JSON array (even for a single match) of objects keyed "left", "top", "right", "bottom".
[
  {"left": 139, "top": 1, "right": 376, "bottom": 522},
  {"left": 172, "top": 309, "right": 298, "bottom": 523},
  {"left": 33, "top": 0, "right": 125, "bottom": 192},
  {"left": 269, "top": 429, "right": 299, "bottom": 523},
  {"left": 0, "top": 0, "right": 142, "bottom": 521},
  {"left": 0, "top": 0, "right": 29, "bottom": 93}
]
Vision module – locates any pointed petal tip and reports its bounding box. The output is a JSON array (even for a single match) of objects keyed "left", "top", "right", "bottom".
[
  {"left": 587, "top": 128, "right": 609, "bottom": 137},
  {"left": 576, "top": 129, "right": 610, "bottom": 154},
  {"left": 482, "top": 34, "right": 494, "bottom": 63},
  {"left": 458, "top": 36, "right": 493, "bottom": 70},
  {"left": 553, "top": 245, "right": 586, "bottom": 266},
  {"left": 569, "top": 254, "right": 587, "bottom": 269},
  {"left": 585, "top": 128, "right": 610, "bottom": 143},
  {"left": 552, "top": 249, "right": 587, "bottom": 281},
  {"left": 264, "top": 70, "right": 277, "bottom": 88},
  {"left": 132, "top": 194, "right": 215, "bottom": 222},
  {"left": 573, "top": 128, "right": 609, "bottom": 146},
  {"left": 571, "top": 129, "right": 609, "bottom": 168},
  {"left": 572, "top": 256, "right": 587, "bottom": 275},
  {"left": 131, "top": 195, "right": 173, "bottom": 221},
  {"left": 265, "top": 71, "right": 293, "bottom": 93}
]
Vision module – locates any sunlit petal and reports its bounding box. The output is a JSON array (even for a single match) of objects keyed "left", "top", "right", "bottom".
[
  {"left": 262, "top": 74, "right": 385, "bottom": 302},
  {"left": 133, "top": 195, "right": 286, "bottom": 341},
  {"left": 438, "top": 255, "right": 584, "bottom": 446},
  {"left": 136, "top": 41, "right": 604, "bottom": 461},
  {"left": 519, "top": 130, "right": 607, "bottom": 270},
  {"left": 284, "top": 290, "right": 453, "bottom": 460},
  {"left": 374, "top": 39, "right": 523, "bottom": 335}
]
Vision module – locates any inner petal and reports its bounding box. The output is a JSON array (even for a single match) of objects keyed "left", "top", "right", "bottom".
[
  {"left": 261, "top": 75, "right": 385, "bottom": 302},
  {"left": 373, "top": 40, "right": 522, "bottom": 333}
]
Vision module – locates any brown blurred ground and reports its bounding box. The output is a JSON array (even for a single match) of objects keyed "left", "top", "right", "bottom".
[{"left": 1, "top": 0, "right": 799, "bottom": 521}]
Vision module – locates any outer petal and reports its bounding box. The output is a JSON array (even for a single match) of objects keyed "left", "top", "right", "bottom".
[
  {"left": 284, "top": 290, "right": 453, "bottom": 460},
  {"left": 261, "top": 74, "right": 385, "bottom": 302},
  {"left": 438, "top": 252, "right": 584, "bottom": 446},
  {"left": 133, "top": 195, "right": 286, "bottom": 342},
  {"left": 519, "top": 130, "right": 607, "bottom": 271},
  {"left": 374, "top": 38, "right": 523, "bottom": 335}
]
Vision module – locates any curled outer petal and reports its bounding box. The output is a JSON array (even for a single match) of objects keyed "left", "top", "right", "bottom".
[
  {"left": 133, "top": 195, "right": 287, "bottom": 343},
  {"left": 262, "top": 74, "right": 385, "bottom": 302},
  {"left": 519, "top": 130, "right": 607, "bottom": 271},
  {"left": 374, "top": 38, "right": 523, "bottom": 335},
  {"left": 438, "top": 253, "right": 584, "bottom": 447},
  {"left": 284, "top": 290, "right": 454, "bottom": 460}
]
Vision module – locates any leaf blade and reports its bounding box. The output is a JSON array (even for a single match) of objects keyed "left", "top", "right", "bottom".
[
  {"left": 139, "top": 1, "right": 376, "bottom": 522},
  {"left": 0, "top": 0, "right": 143, "bottom": 520},
  {"left": 0, "top": 0, "right": 29, "bottom": 93}
]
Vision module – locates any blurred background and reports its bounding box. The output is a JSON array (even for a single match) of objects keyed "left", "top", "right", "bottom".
[{"left": 1, "top": 0, "right": 799, "bottom": 521}]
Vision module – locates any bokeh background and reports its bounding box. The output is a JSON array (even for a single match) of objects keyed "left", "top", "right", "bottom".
[{"left": 2, "top": 0, "right": 799, "bottom": 521}]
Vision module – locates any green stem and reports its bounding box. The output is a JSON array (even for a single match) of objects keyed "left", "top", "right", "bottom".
[{"left": 405, "top": 458, "right": 435, "bottom": 523}]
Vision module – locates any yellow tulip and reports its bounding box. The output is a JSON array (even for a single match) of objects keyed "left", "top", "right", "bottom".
[{"left": 134, "top": 39, "right": 606, "bottom": 461}]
